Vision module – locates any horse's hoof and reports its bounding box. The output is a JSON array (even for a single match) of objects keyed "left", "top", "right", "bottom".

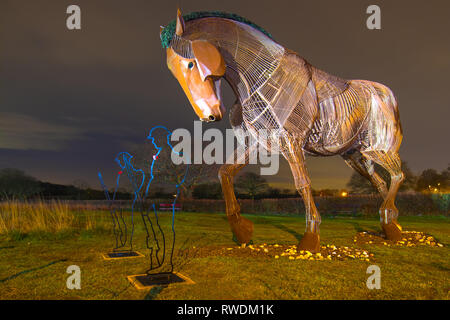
[
  {"left": 230, "top": 216, "right": 254, "bottom": 245},
  {"left": 382, "top": 220, "right": 402, "bottom": 241},
  {"left": 299, "top": 232, "right": 320, "bottom": 253}
]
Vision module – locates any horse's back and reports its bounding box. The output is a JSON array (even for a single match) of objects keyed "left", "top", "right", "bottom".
[
  {"left": 311, "top": 66, "right": 349, "bottom": 103},
  {"left": 303, "top": 78, "right": 373, "bottom": 155}
]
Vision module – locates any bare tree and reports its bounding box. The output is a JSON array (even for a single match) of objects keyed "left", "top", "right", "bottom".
[
  {"left": 416, "top": 167, "right": 449, "bottom": 192},
  {"left": 0, "top": 168, "right": 42, "bottom": 199},
  {"left": 235, "top": 172, "right": 269, "bottom": 200},
  {"left": 72, "top": 179, "right": 90, "bottom": 190},
  {"left": 347, "top": 160, "right": 416, "bottom": 194},
  {"left": 72, "top": 179, "right": 90, "bottom": 200},
  {"left": 130, "top": 132, "right": 219, "bottom": 199}
]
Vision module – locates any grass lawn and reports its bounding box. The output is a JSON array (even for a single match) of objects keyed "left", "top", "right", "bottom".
[{"left": 0, "top": 212, "right": 448, "bottom": 300}]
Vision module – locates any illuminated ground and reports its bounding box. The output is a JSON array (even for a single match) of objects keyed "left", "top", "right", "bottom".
[{"left": 0, "top": 212, "right": 448, "bottom": 299}]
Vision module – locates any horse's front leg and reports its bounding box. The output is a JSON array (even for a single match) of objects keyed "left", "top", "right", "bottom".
[
  {"left": 284, "top": 149, "right": 321, "bottom": 252},
  {"left": 218, "top": 145, "right": 256, "bottom": 245}
]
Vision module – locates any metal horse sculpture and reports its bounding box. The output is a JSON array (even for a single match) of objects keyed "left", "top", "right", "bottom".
[{"left": 160, "top": 10, "right": 405, "bottom": 252}]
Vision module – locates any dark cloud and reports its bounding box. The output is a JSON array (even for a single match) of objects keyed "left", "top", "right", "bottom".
[{"left": 0, "top": 112, "right": 85, "bottom": 150}]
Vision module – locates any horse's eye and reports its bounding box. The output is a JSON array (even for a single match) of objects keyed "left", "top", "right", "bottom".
[{"left": 188, "top": 62, "right": 194, "bottom": 69}]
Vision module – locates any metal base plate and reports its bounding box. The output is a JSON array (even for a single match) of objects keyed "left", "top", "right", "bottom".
[
  {"left": 101, "top": 250, "right": 145, "bottom": 260},
  {"left": 128, "top": 272, "right": 195, "bottom": 290}
]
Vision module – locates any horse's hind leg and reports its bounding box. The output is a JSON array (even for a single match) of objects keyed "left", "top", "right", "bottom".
[
  {"left": 342, "top": 150, "right": 388, "bottom": 197},
  {"left": 362, "top": 150, "right": 404, "bottom": 240}
]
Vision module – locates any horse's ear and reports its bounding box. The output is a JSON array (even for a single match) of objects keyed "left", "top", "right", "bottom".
[
  {"left": 192, "top": 40, "right": 226, "bottom": 81},
  {"left": 175, "top": 8, "right": 185, "bottom": 36}
]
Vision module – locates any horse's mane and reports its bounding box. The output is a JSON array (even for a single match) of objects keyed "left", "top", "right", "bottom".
[{"left": 160, "top": 11, "right": 273, "bottom": 48}]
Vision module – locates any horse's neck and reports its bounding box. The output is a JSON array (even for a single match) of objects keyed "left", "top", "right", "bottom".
[
  {"left": 220, "top": 37, "right": 285, "bottom": 105},
  {"left": 214, "top": 35, "right": 289, "bottom": 138},
  {"left": 222, "top": 38, "right": 316, "bottom": 139}
]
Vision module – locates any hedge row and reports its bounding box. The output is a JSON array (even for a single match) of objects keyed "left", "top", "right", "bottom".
[
  {"left": 181, "top": 193, "right": 448, "bottom": 216},
  {"left": 53, "top": 193, "right": 449, "bottom": 216}
]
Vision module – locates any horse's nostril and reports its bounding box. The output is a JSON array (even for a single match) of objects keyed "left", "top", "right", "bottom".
[{"left": 208, "top": 115, "right": 216, "bottom": 121}]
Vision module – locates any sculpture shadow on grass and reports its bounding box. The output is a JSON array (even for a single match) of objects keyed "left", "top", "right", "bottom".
[
  {"left": 349, "top": 222, "right": 365, "bottom": 233},
  {"left": 270, "top": 223, "right": 303, "bottom": 242},
  {"left": 348, "top": 221, "right": 383, "bottom": 236},
  {"left": 144, "top": 285, "right": 165, "bottom": 300}
]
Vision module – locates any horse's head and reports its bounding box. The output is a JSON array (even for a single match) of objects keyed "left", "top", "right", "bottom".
[{"left": 162, "top": 10, "right": 226, "bottom": 122}]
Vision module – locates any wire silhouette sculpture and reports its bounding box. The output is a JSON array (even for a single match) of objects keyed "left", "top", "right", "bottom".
[
  {"left": 160, "top": 10, "right": 405, "bottom": 252},
  {"left": 99, "top": 126, "right": 189, "bottom": 273},
  {"left": 98, "top": 152, "right": 145, "bottom": 252},
  {"left": 142, "top": 126, "right": 189, "bottom": 274},
  {"left": 98, "top": 171, "right": 128, "bottom": 251}
]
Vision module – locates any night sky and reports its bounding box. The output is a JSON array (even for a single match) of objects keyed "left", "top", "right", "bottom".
[{"left": 0, "top": 0, "right": 449, "bottom": 190}]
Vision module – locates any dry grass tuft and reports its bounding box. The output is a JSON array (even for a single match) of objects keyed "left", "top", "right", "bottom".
[{"left": 0, "top": 200, "right": 104, "bottom": 234}]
